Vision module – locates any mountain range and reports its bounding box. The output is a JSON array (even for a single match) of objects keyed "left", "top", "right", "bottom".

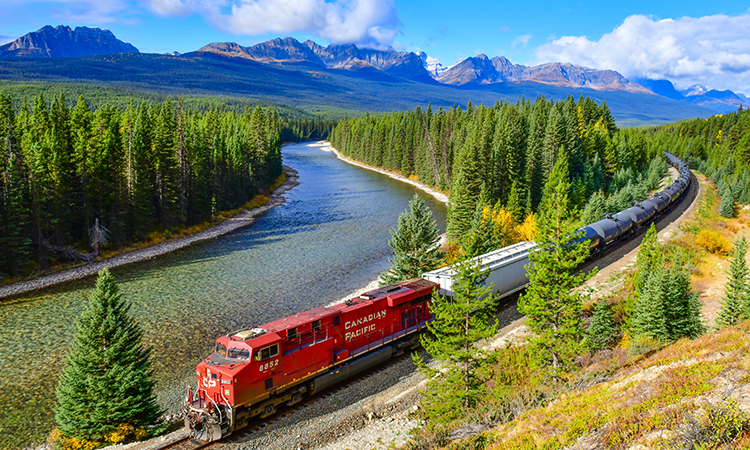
[
  {"left": 0, "top": 25, "right": 744, "bottom": 124},
  {"left": 0, "top": 25, "right": 138, "bottom": 59}
]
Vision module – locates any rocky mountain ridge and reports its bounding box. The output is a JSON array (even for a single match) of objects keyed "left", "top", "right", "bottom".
[
  {"left": 197, "top": 37, "right": 649, "bottom": 93},
  {"left": 0, "top": 25, "right": 742, "bottom": 116},
  {"left": 635, "top": 78, "right": 750, "bottom": 113},
  {"left": 435, "top": 53, "right": 652, "bottom": 94},
  {"left": 197, "top": 37, "right": 431, "bottom": 81},
  {"left": 0, "top": 25, "right": 138, "bottom": 59}
]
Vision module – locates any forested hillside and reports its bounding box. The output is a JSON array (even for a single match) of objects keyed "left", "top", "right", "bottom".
[
  {"left": 0, "top": 93, "right": 284, "bottom": 276},
  {"left": 329, "top": 96, "right": 668, "bottom": 239},
  {"left": 640, "top": 109, "right": 750, "bottom": 216}
]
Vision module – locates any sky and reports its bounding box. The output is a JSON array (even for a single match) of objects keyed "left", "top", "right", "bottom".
[{"left": 2, "top": 0, "right": 750, "bottom": 94}]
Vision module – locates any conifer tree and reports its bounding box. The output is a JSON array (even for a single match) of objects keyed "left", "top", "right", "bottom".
[
  {"left": 635, "top": 224, "right": 661, "bottom": 296},
  {"left": 719, "top": 187, "right": 735, "bottom": 218},
  {"left": 505, "top": 180, "right": 524, "bottom": 223},
  {"left": 717, "top": 236, "right": 749, "bottom": 328},
  {"left": 416, "top": 259, "right": 497, "bottom": 419},
  {"left": 462, "top": 205, "right": 498, "bottom": 258},
  {"left": 631, "top": 267, "right": 669, "bottom": 342},
  {"left": 582, "top": 190, "right": 606, "bottom": 224},
  {"left": 380, "top": 194, "right": 444, "bottom": 285},
  {"left": 518, "top": 152, "right": 591, "bottom": 381},
  {"left": 55, "top": 269, "right": 162, "bottom": 443},
  {"left": 446, "top": 168, "right": 475, "bottom": 239},
  {"left": 662, "top": 252, "right": 705, "bottom": 340},
  {"left": 585, "top": 300, "right": 617, "bottom": 353}
]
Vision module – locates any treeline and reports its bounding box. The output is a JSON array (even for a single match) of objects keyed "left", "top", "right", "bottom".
[
  {"left": 279, "top": 116, "right": 337, "bottom": 143},
  {"left": 0, "top": 93, "right": 283, "bottom": 276},
  {"left": 329, "top": 96, "right": 661, "bottom": 238},
  {"left": 639, "top": 108, "right": 750, "bottom": 217}
]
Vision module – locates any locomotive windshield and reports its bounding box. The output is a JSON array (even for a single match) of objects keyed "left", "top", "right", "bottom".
[
  {"left": 227, "top": 347, "right": 251, "bottom": 360},
  {"left": 216, "top": 343, "right": 227, "bottom": 357}
]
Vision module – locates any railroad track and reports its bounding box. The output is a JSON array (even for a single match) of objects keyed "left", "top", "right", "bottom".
[
  {"left": 224, "top": 352, "right": 413, "bottom": 445},
  {"left": 154, "top": 436, "right": 216, "bottom": 450}
]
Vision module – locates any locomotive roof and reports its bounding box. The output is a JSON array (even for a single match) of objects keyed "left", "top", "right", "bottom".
[{"left": 227, "top": 278, "right": 435, "bottom": 342}]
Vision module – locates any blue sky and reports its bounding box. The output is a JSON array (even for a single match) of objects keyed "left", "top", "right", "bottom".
[{"left": 2, "top": 0, "right": 750, "bottom": 93}]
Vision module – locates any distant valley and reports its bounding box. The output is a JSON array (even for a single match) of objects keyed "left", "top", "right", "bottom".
[{"left": 1, "top": 25, "right": 745, "bottom": 125}]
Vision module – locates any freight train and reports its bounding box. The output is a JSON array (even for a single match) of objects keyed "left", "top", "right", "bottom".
[
  {"left": 185, "top": 151, "right": 692, "bottom": 441},
  {"left": 424, "top": 151, "right": 692, "bottom": 296}
]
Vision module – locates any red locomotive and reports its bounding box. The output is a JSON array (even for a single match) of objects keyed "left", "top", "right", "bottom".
[{"left": 184, "top": 278, "right": 437, "bottom": 441}]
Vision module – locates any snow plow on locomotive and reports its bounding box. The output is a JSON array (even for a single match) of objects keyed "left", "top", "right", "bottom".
[{"left": 184, "top": 278, "right": 437, "bottom": 441}]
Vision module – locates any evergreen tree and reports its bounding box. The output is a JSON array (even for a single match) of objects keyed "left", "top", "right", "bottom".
[
  {"left": 631, "top": 267, "right": 669, "bottom": 342},
  {"left": 505, "top": 180, "right": 524, "bottom": 223},
  {"left": 55, "top": 269, "right": 162, "bottom": 443},
  {"left": 518, "top": 153, "right": 591, "bottom": 381},
  {"left": 380, "top": 194, "right": 444, "bottom": 285},
  {"left": 446, "top": 168, "right": 475, "bottom": 239},
  {"left": 581, "top": 190, "right": 606, "bottom": 224},
  {"left": 585, "top": 300, "right": 617, "bottom": 353},
  {"left": 719, "top": 187, "right": 735, "bottom": 218},
  {"left": 415, "top": 258, "right": 497, "bottom": 420},
  {"left": 717, "top": 236, "right": 749, "bottom": 328},
  {"left": 635, "top": 224, "right": 661, "bottom": 296},
  {"left": 662, "top": 253, "right": 705, "bottom": 340},
  {"left": 462, "top": 205, "right": 498, "bottom": 258}
]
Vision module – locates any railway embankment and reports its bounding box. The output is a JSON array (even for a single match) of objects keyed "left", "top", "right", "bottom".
[
  {"left": 0, "top": 165, "right": 300, "bottom": 301},
  {"left": 79, "top": 153, "right": 708, "bottom": 450}
]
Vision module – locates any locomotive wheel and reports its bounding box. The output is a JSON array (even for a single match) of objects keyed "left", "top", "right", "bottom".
[
  {"left": 287, "top": 393, "right": 301, "bottom": 406},
  {"left": 260, "top": 404, "right": 277, "bottom": 418}
]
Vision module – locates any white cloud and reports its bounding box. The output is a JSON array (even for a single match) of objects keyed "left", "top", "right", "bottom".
[
  {"left": 535, "top": 13, "right": 750, "bottom": 94},
  {"left": 512, "top": 34, "right": 531, "bottom": 48},
  {"left": 495, "top": 25, "right": 511, "bottom": 33},
  {"left": 143, "top": 0, "right": 401, "bottom": 48}
]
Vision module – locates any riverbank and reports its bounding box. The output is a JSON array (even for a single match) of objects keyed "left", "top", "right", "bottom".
[
  {"left": 313, "top": 141, "right": 449, "bottom": 205},
  {"left": 0, "top": 165, "right": 300, "bottom": 301}
]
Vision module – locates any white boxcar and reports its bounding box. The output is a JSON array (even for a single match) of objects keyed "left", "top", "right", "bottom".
[{"left": 422, "top": 241, "right": 537, "bottom": 298}]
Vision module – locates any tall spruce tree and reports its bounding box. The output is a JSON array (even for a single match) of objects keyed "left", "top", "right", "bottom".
[
  {"left": 635, "top": 224, "right": 661, "bottom": 297},
  {"left": 415, "top": 259, "right": 497, "bottom": 421},
  {"left": 718, "top": 236, "right": 750, "bottom": 328},
  {"left": 462, "top": 205, "right": 500, "bottom": 258},
  {"left": 719, "top": 189, "right": 735, "bottom": 218},
  {"left": 662, "top": 253, "right": 705, "bottom": 340},
  {"left": 380, "top": 194, "right": 444, "bottom": 285},
  {"left": 631, "top": 267, "right": 669, "bottom": 342},
  {"left": 55, "top": 269, "right": 162, "bottom": 443},
  {"left": 585, "top": 300, "right": 617, "bottom": 353},
  {"left": 518, "top": 152, "right": 592, "bottom": 381}
]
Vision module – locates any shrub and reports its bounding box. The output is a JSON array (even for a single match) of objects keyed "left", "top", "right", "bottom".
[{"left": 696, "top": 230, "right": 732, "bottom": 255}]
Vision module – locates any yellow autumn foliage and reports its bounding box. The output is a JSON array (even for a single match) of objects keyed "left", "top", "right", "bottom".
[
  {"left": 491, "top": 205, "right": 521, "bottom": 247},
  {"left": 696, "top": 230, "right": 731, "bottom": 256},
  {"left": 516, "top": 213, "right": 537, "bottom": 242}
]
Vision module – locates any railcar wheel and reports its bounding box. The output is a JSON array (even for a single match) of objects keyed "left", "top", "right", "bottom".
[
  {"left": 261, "top": 404, "right": 276, "bottom": 418},
  {"left": 287, "top": 393, "right": 301, "bottom": 406}
]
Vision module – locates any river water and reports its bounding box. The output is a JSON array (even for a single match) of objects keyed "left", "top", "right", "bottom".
[{"left": 0, "top": 142, "right": 447, "bottom": 449}]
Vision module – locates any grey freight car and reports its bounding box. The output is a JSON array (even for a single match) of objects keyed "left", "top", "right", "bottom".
[{"left": 422, "top": 241, "right": 537, "bottom": 298}]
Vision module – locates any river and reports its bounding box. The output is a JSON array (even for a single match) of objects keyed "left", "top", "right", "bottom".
[{"left": 0, "top": 142, "right": 447, "bottom": 449}]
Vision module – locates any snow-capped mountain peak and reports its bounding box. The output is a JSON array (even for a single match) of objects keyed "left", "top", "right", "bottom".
[{"left": 417, "top": 51, "right": 448, "bottom": 78}]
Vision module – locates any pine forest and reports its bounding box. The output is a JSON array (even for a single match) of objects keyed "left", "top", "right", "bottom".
[{"left": 0, "top": 93, "right": 284, "bottom": 276}]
